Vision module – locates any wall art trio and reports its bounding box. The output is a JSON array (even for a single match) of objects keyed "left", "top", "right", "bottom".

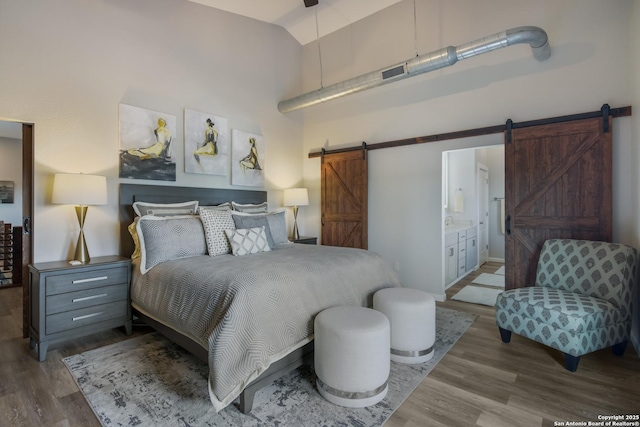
[{"left": 118, "top": 104, "right": 265, "bottom": 187}]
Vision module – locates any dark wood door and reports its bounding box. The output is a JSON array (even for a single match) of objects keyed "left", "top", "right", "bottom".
[
  {"left": 321, "top": 149, "right": 368, "bottom": 249},
  {"left": 505, "top": 116, "right": 612, "bottom": 289}
]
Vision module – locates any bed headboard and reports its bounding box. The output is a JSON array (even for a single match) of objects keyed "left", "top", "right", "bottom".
[{"left": 119, "top": 183, "right": 267, "bottom": 257}]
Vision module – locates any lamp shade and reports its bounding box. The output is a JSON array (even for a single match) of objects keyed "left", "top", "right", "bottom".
[
  {"left": 52, "top": 173, "right": 108, "bottom": 206},
  {"left": 283, "top": 188, "right": 309, "bottom": 207}
]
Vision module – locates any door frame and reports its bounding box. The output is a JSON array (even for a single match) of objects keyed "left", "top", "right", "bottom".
[
  {"left": 22, "top": 123, "right": 34, "bottom": 338},
  {"left": 477, "top": 163, "right": 489, "bottom": 266}
]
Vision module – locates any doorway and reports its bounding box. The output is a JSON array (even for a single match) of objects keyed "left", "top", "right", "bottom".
[
  {"left": 477, "top": 163, "right": 489, "bottom": 265},
  {"left": 0, "top": 119, "right": 34, "bottom": 338},
  {"left": 442, "top": 145, "right": 505, "bottom": 289}
]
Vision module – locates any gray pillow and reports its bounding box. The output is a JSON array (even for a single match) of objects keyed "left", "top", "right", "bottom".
[
  {"left": 232, "top": 215, "right": 275, "bottom": 248},
  {"left": 136, "top": 215, "right": 207, "bottom": 274},
  {"left": 232, "top": 210, "right": 289, "bottom": 246}
]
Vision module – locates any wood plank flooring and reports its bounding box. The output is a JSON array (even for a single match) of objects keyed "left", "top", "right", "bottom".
[{"left": 0, "top": 261, "right": 638, "bottom": 426}]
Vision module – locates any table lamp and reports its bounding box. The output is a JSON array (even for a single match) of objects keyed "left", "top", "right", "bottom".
[
  {"left": 283, "top": 188, "right": 309, "bottom": 240},
  {"left": 52, "top": 173, "right": 108, "bottom": 264}
]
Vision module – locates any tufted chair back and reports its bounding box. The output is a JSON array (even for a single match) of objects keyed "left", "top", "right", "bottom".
[{"left": 535, "top": 239, "right": 637, "bottom": 319}]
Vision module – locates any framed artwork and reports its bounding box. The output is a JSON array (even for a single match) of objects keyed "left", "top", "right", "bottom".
[
  {"left": 119, "top": 104, "right": 177, "bottom": 181},
  {"left": 0, "top": 181, "right": 14, "bottom": 204},
  {"left": 231, "top": 129, "right": 265, "bottom": 187},
  {"left": 184, "top": 109, "right": 228, "bottom": 176}
]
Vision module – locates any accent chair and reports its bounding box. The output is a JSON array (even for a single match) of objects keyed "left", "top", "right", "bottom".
[{"left": 495, "top": 239, "right": 637, "bottom": 371}]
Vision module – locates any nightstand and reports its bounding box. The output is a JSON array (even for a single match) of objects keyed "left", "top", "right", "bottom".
[
  {"left": 293, "top": 236, "right": 317, "bottom": 245},
  {"left": 29, "top": 255, "right": 132, "bottom": 361}
]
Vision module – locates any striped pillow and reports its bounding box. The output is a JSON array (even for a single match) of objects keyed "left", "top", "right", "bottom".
[{"left": 231, "top": 201, "right": 268, "bottom": 214}]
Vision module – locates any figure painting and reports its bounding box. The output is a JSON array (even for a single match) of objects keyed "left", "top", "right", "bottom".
[
  {"left": 184, "top": 109, "right": 228, "bottom": 176},
  {"left": 231, "top": 129, "right": 265, "bottom": 187},
  {"left": 119, "top": 104, "right": 177, "bottom": 181}
]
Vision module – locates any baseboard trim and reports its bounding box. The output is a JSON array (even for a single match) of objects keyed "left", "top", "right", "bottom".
[
  {"left": 488, "top": 257, "right": 505, "bottom": 263},
  {"left": 433, "top": 293, "right": 447, "bottom": 302}
]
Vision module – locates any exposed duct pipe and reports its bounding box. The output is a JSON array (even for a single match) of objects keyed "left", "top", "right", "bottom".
[{"left": 277, "top": 26, "right": 550, "bottom": 114}]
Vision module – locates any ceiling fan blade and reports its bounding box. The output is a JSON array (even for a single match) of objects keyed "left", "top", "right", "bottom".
[{"left": 304, "top": 0, "right": 318, "bottom": 7}]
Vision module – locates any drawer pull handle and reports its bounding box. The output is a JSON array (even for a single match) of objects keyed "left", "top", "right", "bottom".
[
  {"left": 72, "top": 312, "right": 103, "bottom": 322},
  {"left": 72, "top": 276, "right": 108, "bottom": 284},
  {"left": 72, "top": 293, "right": 107, "bottom": 303}
]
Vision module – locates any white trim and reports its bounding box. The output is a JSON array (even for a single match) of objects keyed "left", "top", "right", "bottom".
[{"left": 488, "top": 257, "right": 505, "bottom": 263}]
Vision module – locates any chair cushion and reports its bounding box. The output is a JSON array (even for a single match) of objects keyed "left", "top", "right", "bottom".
[
  {"left": 497, "top": 287, "right": 621, "bottom": 334},
  {"left": 496, "top": 287, "right": 630, "bottom": 356}
]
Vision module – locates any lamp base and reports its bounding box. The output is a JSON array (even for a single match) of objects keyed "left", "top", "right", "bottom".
[
  {"left": 291, "top": 206, "right": 301, "bottom": 240},
  {"left": 74, "top": 205, "right": 90, "bottom": 264}
]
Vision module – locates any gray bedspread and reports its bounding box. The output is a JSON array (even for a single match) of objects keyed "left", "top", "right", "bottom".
[{"left": 131, "top": 243, "right": 400, "bottom": 411}]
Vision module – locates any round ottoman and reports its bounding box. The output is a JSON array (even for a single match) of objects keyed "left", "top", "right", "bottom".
[
  {"left": 373, "top": 287, "right": 436, "bottom": 364},
  {"left": 314, "top": 306, "right": 390, "bottom": 408}
]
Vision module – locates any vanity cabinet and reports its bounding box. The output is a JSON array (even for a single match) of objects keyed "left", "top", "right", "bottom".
[
  {"left": 444, "top": 226, "right": 478, "bottom": 287},
  {"left": 465, "top": 227, "right": 478, "bottom": 273},
  {"left": 444, "top": 233, "right": 458, "bottom": 286}
]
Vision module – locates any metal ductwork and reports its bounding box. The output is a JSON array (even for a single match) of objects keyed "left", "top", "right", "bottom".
[{"left": 277, "top": 26, "right": 550, "bottom": 114}]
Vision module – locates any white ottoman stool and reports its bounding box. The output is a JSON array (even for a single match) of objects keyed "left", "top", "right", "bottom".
[
  {"left": 373, "top": 287, "right": 436, "bottom": 364},
  {"left": 314, "top": 306, "right": 390, "bottom": 408}
]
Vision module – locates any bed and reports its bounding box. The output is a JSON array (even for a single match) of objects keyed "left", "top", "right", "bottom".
[{"left": 119, "top": 183, "right": 400, "bottom": 413}]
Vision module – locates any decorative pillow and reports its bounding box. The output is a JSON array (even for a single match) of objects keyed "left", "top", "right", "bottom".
[
  {"left": 225, "top": 226, "right": 271, "bottom": 256},
  {"left": 197, "top": 202, "right": 231, "bottom": 214},
  {"left": 232, "top": 215, "right": 275, "bottom": 248},
  {"left": 232, "top": 209, "right": 289, "bottom": 245},
  {"left": 231, "top": 201, "right": 268, "bottom": 214},
  {"left": 128, "top": 217, "right": 141, "bottom": 259},
  {"left": 136, "top": 215, "right": 207, "bottom": 274},
  {"left": 200, "top": 208, "right": 236, "bottom": 256},
  {"left": 133, "top": 200, "right": 199, "bottom": 217}
]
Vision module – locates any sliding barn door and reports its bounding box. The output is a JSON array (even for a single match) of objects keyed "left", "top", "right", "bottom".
[
  {"left": 321, "top": 149, "right": 368, "bottom": 249},
  {"left": 505, "top": 116, "right": 612, "bottom": 289}
]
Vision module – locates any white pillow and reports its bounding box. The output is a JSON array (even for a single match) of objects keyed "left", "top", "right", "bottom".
[
  {"left": 197, "top": 202, "right": 231, "bottom": 213},
  {"left": 133, "top": 200, "right": 199, "bottom": 217},
  {"left": 199, "top": 208, "right": 236, "bottom": 256},
  {"left": 136, "top": 215, "right": 207, "bottom": 274},
  {"left": 225, "top": 226, "right": 271, "bottom": 256}
]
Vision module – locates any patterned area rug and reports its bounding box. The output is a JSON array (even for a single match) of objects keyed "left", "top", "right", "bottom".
[{"left": 62, "top": 307, "right": 476, "bottom": 427}]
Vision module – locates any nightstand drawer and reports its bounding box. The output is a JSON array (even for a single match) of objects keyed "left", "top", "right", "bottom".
[
  {"left": 46, "top": 283, "right": 129, "bottom": 315},
  {"left": 46, "top": 300, "right": 128, "bottom": 334},
  {"left": 45, "top": 266, "right": 129, "bottom": 296}
]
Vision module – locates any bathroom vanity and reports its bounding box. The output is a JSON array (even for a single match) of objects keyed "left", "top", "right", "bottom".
[{"left": 444, "top": 225, "right": 478, "bottom": 287}]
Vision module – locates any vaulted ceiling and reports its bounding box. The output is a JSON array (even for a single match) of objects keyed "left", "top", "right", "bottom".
[{"left": 188, "top": 0, "right": 404, "bottom": 45}]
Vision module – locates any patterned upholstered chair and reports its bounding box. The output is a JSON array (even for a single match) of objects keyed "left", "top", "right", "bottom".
[{"left": 495, "top": 239, "right": 637, "bottom": 371}]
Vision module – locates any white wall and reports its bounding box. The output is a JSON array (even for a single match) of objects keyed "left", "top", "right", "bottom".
[
  {"left": 447, "top": 149, "right": 476, "bottom": 224},
  {"left": 478, "top": 145, "right": 506, "bottom": 260},
  {"left": 629, "top": 1, "right": 640, "bottom": 353},
  {"left": 300, "top": 0, "right": 636, "bottom": 303},
  {"left": 0, "top": 136, "right": 22, "bottom": 225},
  {"left": 0, "top": 0, "right": 304, "bottom": 262}
]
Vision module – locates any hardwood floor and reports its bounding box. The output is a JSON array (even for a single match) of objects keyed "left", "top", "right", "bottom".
[{"left": 0, "top": 262, "right": 638, "bottom": 426}]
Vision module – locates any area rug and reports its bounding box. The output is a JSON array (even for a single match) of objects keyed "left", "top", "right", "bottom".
[
  {"left": 494, "top": 266, "right": 505, "bottom": 275},
  {"left": 62, "top": 307, "right": 476, "bottom": 427},
  {"left": 472, "top": 272, "right": 505, "bottom": 288},
  {"left": 451, "top": 285, "right": 503, "bottom": 306}
]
